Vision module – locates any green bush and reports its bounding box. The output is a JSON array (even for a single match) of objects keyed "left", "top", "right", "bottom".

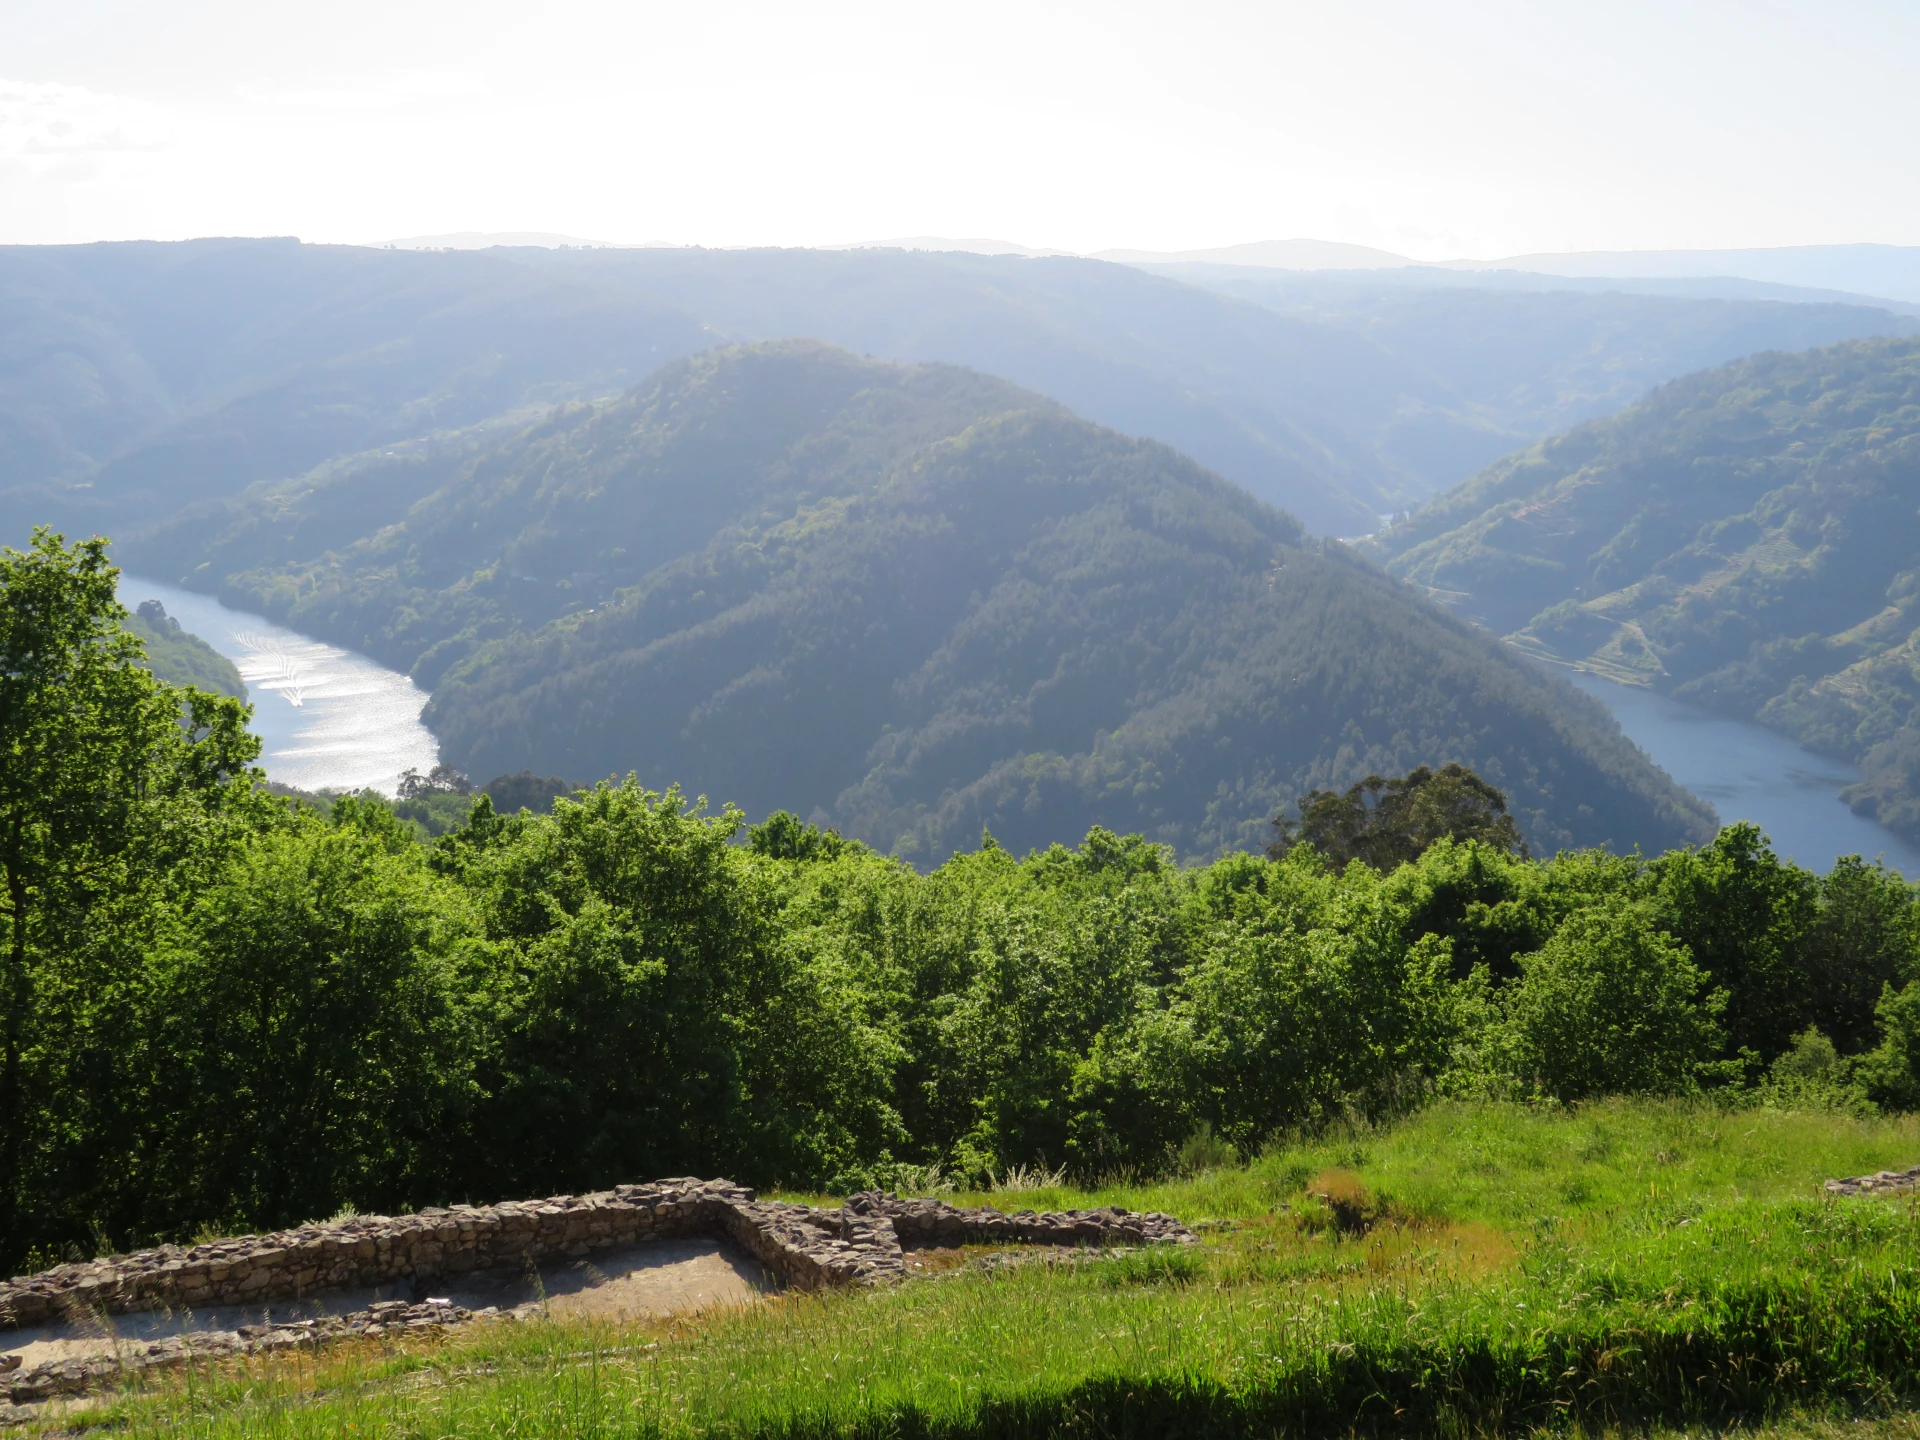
[
  {"left": 456, "top": 781, "right": 903, "bottom": 1197},
  {"left": 1755, "top": 1027, "right": 1874, "bottom": 1114},
  {"left": 1493, "top": 905, "right": 1725, "bottom": 1101}
]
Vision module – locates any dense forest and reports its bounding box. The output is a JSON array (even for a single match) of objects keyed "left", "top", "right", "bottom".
[
  {"left": 1368, "top": 336, "right": 1920, "bottom": 835},
  {"left": 4, "top": 530, "right": 1915, "bottom": 1271},
  {"left": 4, "top": 238, "right": 1912, "bottom": 546},
  {"left": 137, "top": 341, "right": 1707, "bottom": 858}
]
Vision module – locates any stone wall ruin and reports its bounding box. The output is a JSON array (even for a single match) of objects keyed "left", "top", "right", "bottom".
[{"left": 2, "top": 1177, "right": 1192, "bottom": 1406}]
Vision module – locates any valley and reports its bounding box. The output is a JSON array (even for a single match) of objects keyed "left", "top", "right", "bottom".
[
  {"left": 11, "top": 8, "right": 1920, "bottom": 1438},
  {"left": 1368, "top": 335, "right": 1920, "bottom": 838},
  {"left": 119, "top": 338, "right": 1710, "bottom": 859},
  {"left": 12, "top": 226, "right": 1920, "bottom": 1440},
  {"left": 6, "top": 238, "right": 1911, "bottom": 859}
]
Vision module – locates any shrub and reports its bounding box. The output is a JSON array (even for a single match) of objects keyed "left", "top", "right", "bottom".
[
  {"left": 1754, "top": 1026, "right": 1874, "bottom": 1114},
  {"left": 1494, "top": 905, "right": 1725, "bottom": 1101}
]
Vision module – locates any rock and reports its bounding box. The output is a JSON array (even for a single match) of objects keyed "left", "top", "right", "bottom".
[{"left": 1826, "top": 1163, "right": 1920, "bottom": 1196}]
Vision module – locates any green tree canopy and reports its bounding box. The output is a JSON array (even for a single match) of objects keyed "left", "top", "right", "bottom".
[
  {"left": 1269, "top": 763, "right": 1529, "bottom": 870},
  {"left": 0, "top": 529, "right": 261, "bottom": 1247}
]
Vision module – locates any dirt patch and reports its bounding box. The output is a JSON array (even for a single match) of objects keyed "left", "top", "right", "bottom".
[
  {"left": 1, "top": 1238, "right": 772, "bottom": 1376},
  {"left": 1431, "top": 1220, "right": 1518, "bottom": 1276},
  {"left": 1307, "top": 1169, "right": 1390, "bottom": 1234},
  {"left": 901, "top": 1247, "right": 976, "bottom": 1276},
  {"left": 445, "top": 1239, "right": 774, "bottom": 1320}
]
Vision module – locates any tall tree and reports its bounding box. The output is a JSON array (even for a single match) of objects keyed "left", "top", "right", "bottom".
[
  {"left": 0, "top": 530, "right": 260, "bottom": 1258},
  {"left": 1269, "top": 763, "right": 1529, "bottom": 870}
]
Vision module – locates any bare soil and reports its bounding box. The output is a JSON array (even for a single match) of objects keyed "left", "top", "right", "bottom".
[{"left": 2, "top": 1238, "right": 771, "bottom": 1371}]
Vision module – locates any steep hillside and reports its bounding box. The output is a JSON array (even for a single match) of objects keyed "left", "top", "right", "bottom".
[
  {"left": 175, "top": 341, "right": 1709, "bottom": 859},
  {"left": 1367, "top": 336, "right": 1920, "bottom": 834},
  {"left": 124, "top": 600, "right": 246, "bottom": 700}
]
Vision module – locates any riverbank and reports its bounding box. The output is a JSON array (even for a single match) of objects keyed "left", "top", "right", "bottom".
[
  {"left": 115, "top": 576, "right": 438, "bottom": 795},
  {"left": 1570, "top": 670, "right": 1920, "bottom": 875},
  {"left": 110, "top": 575, "right": 1920, "bottom": 872}
]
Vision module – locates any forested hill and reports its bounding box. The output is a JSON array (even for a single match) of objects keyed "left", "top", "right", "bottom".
[
  {"left": 156, "top": 340, "right": 1709, "bottom": 858},
  {"left": 124, "top": 601, "right": 246, "bottom": 700},
  {"left": 1366, "top": 335, "right": 1920, "bottom": 835}
]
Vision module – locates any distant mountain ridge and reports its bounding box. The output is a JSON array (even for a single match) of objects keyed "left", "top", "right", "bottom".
[
  {"left": 4, "top": 239, "right": 1912, "bottom": 552},
  {"left": 1446, "top": 245, "right": 1920, "bottom": 306},
  {"left": 1106, "top": 270, "right": 1918, "bottom": 492},
  {"left": 368, "top": 231, "right": 653, "bottom": 250},
  {"left": 1106, "top": 238, "right": 1920, "bottom": 307},
  {"left": 1095, "top": 239, "right": 1415, "bottom": 269},
  {"left": 0, "top": 237, "right": 709, "bottom": 536},
  {"left": 1365, "top": 335, "right": 1920, "bottom": 836},
  {"left": 834, "top": 237, "right": 1074, "bottom": 258},
  {"left": 358, "top": 232, "right": 1920, "bottom": 306},
  {"left": 131, "top": 340, "right": 1712, "bottom": 860},
  {"left": 1150, "top": 261, "right": 1920, "bottom": 317}
]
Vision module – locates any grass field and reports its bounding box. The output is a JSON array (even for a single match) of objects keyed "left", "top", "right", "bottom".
[{"left": 25, "top": 1100, "right": 1920, "bottom": 1439}]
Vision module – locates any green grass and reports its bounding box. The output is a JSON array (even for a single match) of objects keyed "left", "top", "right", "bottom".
[
  {"left": 33, "top": 1101, "right": 1920, "bottom": 1439},
  {"left": 776, "top": 1098, "right": 1920, "bottom": 1225}
]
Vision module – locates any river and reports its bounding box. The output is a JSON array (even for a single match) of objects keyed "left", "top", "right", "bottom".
[
  {"left": 1568, "top": 671, "right": 1920, "bottom": 876},
  {"left": 113, "top": 575, "right": 1920, "bottom": 868},
  {"left": 119, "top": 576, "right": 439, "bottom": 795}
]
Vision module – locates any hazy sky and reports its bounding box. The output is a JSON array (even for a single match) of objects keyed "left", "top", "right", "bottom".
[{"left": 4, "top": 0, "right": 1915, "bottom": 258}]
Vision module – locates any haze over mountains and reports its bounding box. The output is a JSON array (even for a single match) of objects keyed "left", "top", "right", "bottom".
[
  {"left": 3, "top": 239, "right": 1911, "bottom": 544},
  {"left": 123, "top": 340, "right": 1710, "bottom": 858},
  {"left": 375, "top": 234, "right": 1920, "bottom": 309},
  {"left": 11, "top": 234, "right": 1920, "bottom": 858},
  {"left": 1454, "top": 247, "right": 1920, "bottom": 307},
  {"left": 1103, "top": 240, "right": 1920, "bottom": 307},
  {"left": 1097, "top": 240, "right": 1416, "bottom": 269}
]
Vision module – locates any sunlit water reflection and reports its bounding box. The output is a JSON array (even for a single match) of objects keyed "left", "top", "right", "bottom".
[
  {"left": 119, "top": 575, "right": 438, "bottom": 796},
  {"left": 1569, "top": 671, "right": 1920, "bottom": 877}
]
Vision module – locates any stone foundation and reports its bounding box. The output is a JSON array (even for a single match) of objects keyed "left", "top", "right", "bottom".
[
  {"left": 2, "top": 1178, "right": 1192, "bottom": 1405},
  {"left": 1825, "top": 1164, "right": 1920, "bottom": 1196},
  {"left": 4, "top": 1300, "right": 477, "bottom": 1405},
  {"left": 1, "top": 1179, "right": 758, "bottom": 1331}
]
